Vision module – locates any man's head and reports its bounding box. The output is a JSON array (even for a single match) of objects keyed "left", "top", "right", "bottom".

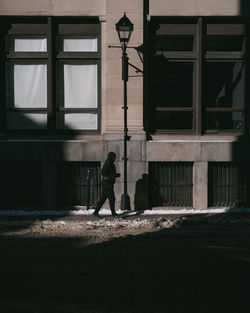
[{"left": 108, "top": 151, "right": 116, "bottom": 162}]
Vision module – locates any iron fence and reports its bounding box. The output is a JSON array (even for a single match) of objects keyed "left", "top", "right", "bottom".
[
  {"left": 208, "top": 162, "right": 250, "bottom": 207},
  {"left": 149, "top": 162, "right": 193, "bottom": 207},
  {"left": 57, "top": 162, "right": 101, "bottom": 207}
]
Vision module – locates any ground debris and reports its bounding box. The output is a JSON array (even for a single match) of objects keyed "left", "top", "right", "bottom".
[{"left": 0, "top": 216, "right": 182, "bottom": 243}]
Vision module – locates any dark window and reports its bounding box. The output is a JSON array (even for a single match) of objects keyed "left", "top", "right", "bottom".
[
  {"left": 149, "top": 162, "right": 193, "bottom": 207},
  {"left": 0, "top": 17, "right": 100, "bottom": 134},
  {"left": 206, "top": 111, "right": 244, "bottom": 130},
  {"left": 149, "top": 20, "right": 196, "bottom": 132},
  {"left": 154, "top": 35, "right": 194, "bottom": 51},
  {"left": 156, "top": 111, "right": 193, "bottom": 130},
  {"left": 148, "top": 18, "right": 249, "bottom": 134},
  {"left": 208, "top": 162, "right": 250, "bottom": 207},
  {"left": 205, "top": 62, "right": 245, "bottom": 130},
  {"left": 206, "top": 24, "right": 246, "bottom": 52},
  {"left": 57, "top": 162, "right": 101, "bottom": 207},
  {"left": 205, "top": 62, "right": 245, "bottom": 109},
  {"left": 152, "top": 61, "right": 194, "bottom": 108},
  {"left": 206, "top": 35, "right": 245, "bottom": 51}
]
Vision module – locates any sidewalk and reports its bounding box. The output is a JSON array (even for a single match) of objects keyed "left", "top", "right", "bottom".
[{"left": 1, "top": 206, "right": 250, "bottom": 218}]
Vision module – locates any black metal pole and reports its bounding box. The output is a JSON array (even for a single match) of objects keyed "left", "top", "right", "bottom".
[
  {"left": 86, "top": 169, "right": 91, "bottom": 210},
  {"left": 120, "top": 43, "right": 131, "bottom": 211}
]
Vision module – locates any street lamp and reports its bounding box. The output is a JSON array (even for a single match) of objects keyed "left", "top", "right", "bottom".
[{"left": 115, "top": 13, "right": 134, "bottom": 211}]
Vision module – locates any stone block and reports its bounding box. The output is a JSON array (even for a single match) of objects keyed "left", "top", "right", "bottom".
[
  {"left": 0, "top": 0, "right": 52, "bottom": 14},
  {"left": 59, "top": 142, "right": 83, "bottom": 161},
  {"left": 107, "top": 88, "right": 143, "bottom": 105},
  {"left": 0, "top": 0, "right": 106, "bottom": 15},
  {"left": 150, "top": 0, "right": 240, "bottom": 16},
  {"left": 82, "top": 141, "right": 103, "bottom": 161},
  {"left": 127, "top": 104, "right": 143, "bottom": 122},
  {"left": 150, "top": 0, "right": 200, "bottom": 16},
  {"left": 107, "top": 141, "right": 123, "bottom": 160},
  {"left": 199, "top": 0, "right": 240, "bottom": 16},
  {"left": 107, "top": 75, "right": 123, "bottom": 90},
  {"left": 201, "top": 142, "right": 233, "bottom": 161},
  {"left": 107, "top": 0, "right": 143, "bottom": 14},
  {"left": 193, "top": 161, "right": 208, "bottom": 210},
  {"left": 106, "top": 104, "right": 123, "bottom": 121},
  {"left": 51, "top": 0, "right": 106, "bottom": 15},
  {"left": 147, "top": 142, "right": 202, "bottom": 161},
  {"left": 107, "top": 13, "right": 143, "bottom": 30}
]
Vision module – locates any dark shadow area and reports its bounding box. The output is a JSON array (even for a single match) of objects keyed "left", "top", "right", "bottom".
[
  {"left": 241, "top": 0, "right": 250, "bottom": 16},
  {"left": 1, "top": 213, "right": 250, "bottom": 312},
  {"left": 0, "top": 109, "right": 102, "bottom": 235},
  {"left": 134, "top": 174, "right": 150, "bottom": 210}
]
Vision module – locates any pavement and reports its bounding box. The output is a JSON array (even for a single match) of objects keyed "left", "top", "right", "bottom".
[{"left": 1, "top": 210, "right": 250, "bottom": 313}]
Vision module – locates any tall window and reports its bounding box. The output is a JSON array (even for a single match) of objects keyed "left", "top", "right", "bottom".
[
  {"left": 148, "top": 18, "right": 249, "bottom": 134},
  {"left": 0, "top": 17, "right": 100, "bottom": 133}
]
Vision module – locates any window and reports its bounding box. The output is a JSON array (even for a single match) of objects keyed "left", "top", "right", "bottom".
[
  {"left": 56, "top": 22, "right": 100, "bottom": 131},
  {"left": 204, "top": 22, "right": 246, "bottom": 132},
  {"left": 148, "top": 18, "right": 249, "bottom": 134},
  {"left": 0, "top": 17, "right": 100, "bottom": 133},
  {"left": 208, "top": 162, "right": 250, "bottom": 207}
]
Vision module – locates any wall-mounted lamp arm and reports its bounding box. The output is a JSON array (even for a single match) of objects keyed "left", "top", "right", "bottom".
[
  {"left": 108, "top": 44, "right": 143, "bottom": 75},
  {"left": 128, "top": 62, "right": 143, "bottom": 74}
]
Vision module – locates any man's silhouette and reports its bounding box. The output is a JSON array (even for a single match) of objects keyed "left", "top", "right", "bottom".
[{"left": 92, "top": 152, "right": 120, "bottom": 218}]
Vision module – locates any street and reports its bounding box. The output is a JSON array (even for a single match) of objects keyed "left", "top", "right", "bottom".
[{"left": 0, "top": 213, "right": 250, "bottom": 313}]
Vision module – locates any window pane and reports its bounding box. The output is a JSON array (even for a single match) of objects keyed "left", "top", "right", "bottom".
[
  {"left": 14, "top": 38, "right": 47, "bottom": 52},
  {"left": 7, "top": 112, "right": 47, "bottom": 129},
  {"left": 206, "top": 35, "right": 245, "bottom": 51},
  {"left": 63, "top": 38, "right": 97, "bottom": 52},
  {"left": 63, "top": 64, "right": 97, "bottom": 108},
  {"left": 205, "top": 63, "right": 245, "bottom": 108},
  {"left": 206, "top": 112, "right": 244, "bottom": 130},
  {"left": 155, "top": 111, "right": 193, "bottom": 130},
  {"left": 154, "top": 35, "right": 194, "bottom": 52},
  {"left": 57, "top": 113, "right": 98, "bottom": 130},
  {"left": 7, "top": 64, "right": 47, "bottom": 108},
  {"left": 152, "top": 61, "right": 194, "bottom": 108}
]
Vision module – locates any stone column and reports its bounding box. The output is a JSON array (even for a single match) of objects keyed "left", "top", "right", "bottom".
[{"left": 193, "top": 161, "right": 208, "bottom": 210}]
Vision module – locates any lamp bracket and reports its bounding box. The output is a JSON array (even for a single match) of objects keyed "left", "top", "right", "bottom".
[
  {"left": 128, "top": 62, "right": 143, "bottom": 74},
  {"left": 108, "top": 45, "right": 143, "bottom": 74},
  {"left": 108, "top": 45, "right": 122, "bottom": 48}
]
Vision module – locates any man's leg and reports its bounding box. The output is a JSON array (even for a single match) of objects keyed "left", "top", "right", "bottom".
[
  {"left": 107, "top": 188, "right": 117, "bottom": 216},
  {"left": 94, "top": 189, "right": 107, "bottom": 215}
]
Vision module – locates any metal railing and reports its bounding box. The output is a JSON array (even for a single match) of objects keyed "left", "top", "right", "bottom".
[
  {"left": 208, "top": 162, "right": 249, "bottom": 207},
  {"left": 149, "top": 162, "right": 193, "bottom": 207},
  {"left": 57, "top": 162, "right": 101, "bottom": 207}
]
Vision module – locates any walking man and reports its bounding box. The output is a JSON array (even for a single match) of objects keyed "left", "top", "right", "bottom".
[{"left": 92, "top": 152, "right": 120, "bottom": 218}]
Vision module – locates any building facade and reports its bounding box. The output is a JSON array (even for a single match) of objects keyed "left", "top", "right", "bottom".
[{"left": 0, "top": 0, "right": 250, "bottom": 210}]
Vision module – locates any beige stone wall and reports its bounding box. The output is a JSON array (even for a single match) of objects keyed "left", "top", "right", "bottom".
[
  {"left": 0, "top": 0, "right": 106, "bottom": 16},
  {"left": 150, "top": 0, "right": 241, "bottom": 16},
  {"left": 106, "top": 0, "right": 143, "bottom": 134}
]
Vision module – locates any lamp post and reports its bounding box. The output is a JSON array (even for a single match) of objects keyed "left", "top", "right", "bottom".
[{"left": 115, "top": 13, "right": 134, "bottom": 211}]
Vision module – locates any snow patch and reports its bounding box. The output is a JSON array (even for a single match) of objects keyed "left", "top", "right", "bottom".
[{"left": 0, "top": 207, "right": 250, "bottom": 216}]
